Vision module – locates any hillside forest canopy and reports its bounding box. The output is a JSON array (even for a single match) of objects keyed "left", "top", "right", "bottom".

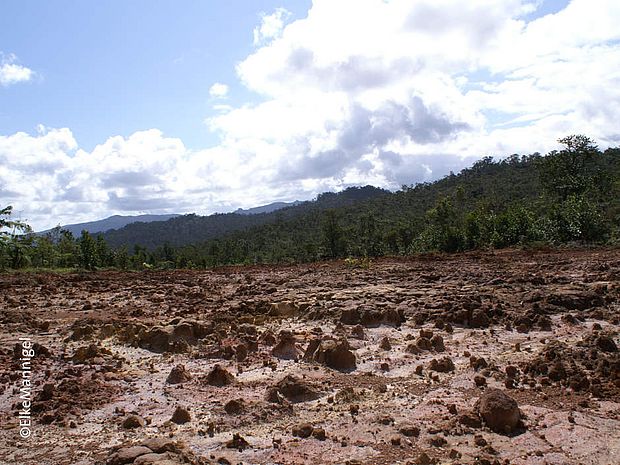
[{"left": 1, "top": 135, "right": 619, "bottom": 271}]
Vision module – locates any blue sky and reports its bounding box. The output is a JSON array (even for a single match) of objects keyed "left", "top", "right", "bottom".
[
  {"left": 2, "top": 0, "right": 620, "bottom": 230},
  {"left": 0, "top": 0, "right": 311, "bottom": 150}
]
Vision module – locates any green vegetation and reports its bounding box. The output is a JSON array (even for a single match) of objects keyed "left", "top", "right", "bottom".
[{"left": 2, "top": 135, "right": 619, "bottom": 271}]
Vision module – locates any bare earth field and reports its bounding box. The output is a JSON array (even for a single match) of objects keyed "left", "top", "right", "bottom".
[{"left": 1, "top": 248, "right": 619, "bottom": 465}]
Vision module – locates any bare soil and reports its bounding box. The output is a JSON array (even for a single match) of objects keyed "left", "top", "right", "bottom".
[{"left": 0, "top": 248, "right": 619, "bottom": 465}]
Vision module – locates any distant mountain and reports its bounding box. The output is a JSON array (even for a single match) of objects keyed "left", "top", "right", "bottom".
[
  {"left": 40, "top": 214, "right": 181, "bottom": 236},
  {"left": 235, "top": 201, "right": 302, "bottom": 215},
  {"left": 100, "top": 186, "right": 389, "bottom": 249}
]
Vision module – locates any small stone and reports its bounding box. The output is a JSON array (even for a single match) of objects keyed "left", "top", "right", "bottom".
[
  {"left": 474, "top": 434, "right": 487, "bottom": 447},
  {"left": 312, "top": 427, "right": 327, "bottom": 441},
  {"left": 428, "top": 435, "right": 447, "bottom": 447},
  {"left": 431, "top": 335, "right": 445, "bottom": 352},
  {"left": 166, "top": 364, "right": 192, "bottom": 384},
  {"left": 226, "top": 433, "right": 249, "bottom": 451},
  {"left": 122, "top": 414, "right": 146, "bottom": 429},
  {"left": 428, "top": 356, "right": 454, "bottom": 373},
  {"left": 399, "top": 424, "right": 420, "bottom": 437},
  {"left": 292, "top": 423, "right": 314, "bottom": 439},
  {"left": 171, "top": 406, "right": 191, "bottom": 424},
  {"left": 474, "top": 375, "right": 487, "bottom": 387},
  {"left": 224, "top": 399, "right": 244, "bottom": 415},
  {"left": 107, "top": 446, "right": 152, "bottom": 465},
  {"left": 476, "top": 389, "right": 521, "bottom": 434},
  {"left": 206, "top": 364, "right": 235, "bottom": 386}
]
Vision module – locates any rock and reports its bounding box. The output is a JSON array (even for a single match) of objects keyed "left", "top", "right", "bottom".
[
  {"left": 107, "top": 446, "right": 152, "bottom": 465},
  {"left": 72, "top": 343, "right": 112, "bottom": 363},
  {"left": 166, "top": 364, "right": 192, "bottom": 384},
  {"left": 428, "top": 435, "right": 447, "bottom": 447},
  {"left": 340, "top": 307, "right": 360, "bottom": 325},
  {"left": 139, "top": 326, "right": 173, "bottom": 353},
  {"left": 416, "top": 337, "right": 433, "bottom": 351},
  {"left": 476, "top": 389, "right": 521, "bottom": 434},
  {"left": 122, "top": 414, "right": 146, "bottom": 429},
  {"left": 470, "top": 309, "right": 490, "bottom": 328},
  {"left": 406, "top": 342, "right": 421, "bottom": 354},
  {"left": 505, "top": 365, "right": 518, "bottom": 379},
  {"left": 419, "top": 329, "right": 434, "bottom": 339},
  {"left": 266, "top": 374, "right": 321, "bottom": 403},
  {"left": 140, "top": 438, "right": 181, "bottom": 453},
  {"left": 431, "top": 335, "right": 445, "bottom": 352},
  {"left": 312, "top": 427, "right": 327, "bottom": 441},
  {"left": 133, "top": 453, "right": 179, "bottom": 465},
  {"left": 428, "top": 357, "right": 455, "bottom": 373},
  {"left": 470, "top": 356, "right": 488, "bottom": 371},
  {"left": 226, "top": 433, "right": 249, "bottom": 451},
  {"left": 310, "top": 338, "right": 356, "bottom": 371},
  {"left": 40, "top": 383, "right": 54, "bottom": 401},
  {"left": 459, "top": 412, "right": 482, "bottom": 428},
  {"left": 350, "top": 324, "right": 366, "bottom": 339},
  {"left": 379, "top": 336, "right": 391, "bottom": 350},
  {"left": 269, "top": 301, "right": 297, "bottom": 317},
  {"left": 399, "top": 424, "right": 420, "bottom": 437},
  {"left": 224, "top": 399, "right": 244, "bottom": 414},
  {"left": 596, "top": 335, "right": 618, "bottom": 352},
  {"left": 411, "top": 452, "right": 435, "bottom": 465},
  {"left": 259, "top": 330, "right": 277, "bottom": 346},
  {"left": 235, "top": 343, "right": 248, "bottom": 362},
  {"left": 271, "top": 330, "right": 301, "bottom": 360},
  {"left": 170, "top": 406, "right": 191, "bottom": 424},
  {"left": 292, "top": 423, "right": 314, "bottom": 438},
  {"left": 474, "top": 375, "right": 487, "bottom": 387},
  {"left": 206, "top": 364, "right": 235, "bottom": 386}
]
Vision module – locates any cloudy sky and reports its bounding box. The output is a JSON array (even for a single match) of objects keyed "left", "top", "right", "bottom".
[{"left": 1, "top": 0, "right": 619, "bottom": 230}]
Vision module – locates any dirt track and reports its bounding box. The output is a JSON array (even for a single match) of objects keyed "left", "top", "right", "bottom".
[{"left": 1, "top": 248, "right": 619, "bottom": 465}]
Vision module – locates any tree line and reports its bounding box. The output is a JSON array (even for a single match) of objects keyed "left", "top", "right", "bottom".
[{"left": 1, "top": 135, "right": 618, "bottom": 271}]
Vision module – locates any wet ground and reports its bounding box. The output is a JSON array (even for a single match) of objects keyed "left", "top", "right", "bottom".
[{"left": 0, "top": 248, "right": 619, "bottom": 465}]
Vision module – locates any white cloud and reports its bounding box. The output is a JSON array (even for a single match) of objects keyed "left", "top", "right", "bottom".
[
  {"left": 3, "top": 0, "right": 620, "bottom": 230},
  {"left": 0, "top": 53, "right": 34, "bottom": 86},
  {"left": 209, "top": 82, "right": 229, "bottom": 98},
  {"left": 253, "top": 8, "right": 291, "bottom": 46}
]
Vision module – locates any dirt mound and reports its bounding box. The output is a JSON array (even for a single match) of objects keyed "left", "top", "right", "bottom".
[
  {"left": 475, "top": 388, "right": 521, "bottom": 434},
  {"left": 271, "top": 330, "right": 301, "bottom": 360},
  {"left": 340, "top": 305, "right": 404, "bottom": 327},
  {"left": 166, "top": 364, "right": 192, "bottom": 384},
  {"left": 306, "top": 338, "right": 357, "bottom": 371},
  {"left": 523, "top": 331, "right": 620, "bottom": 398},
  {"left": 266, "top": 374, "right": 322, "bottom": 403},
  {"left": 30, "top": 371, "right": 119, "bottom": 425},
  {"left": 205, "top": 364, "right": 235, "bottom": 386}
]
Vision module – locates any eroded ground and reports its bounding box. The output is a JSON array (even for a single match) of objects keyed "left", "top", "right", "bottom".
[{"left": 1, "top": 248, "right": 619, "bottom": 465}]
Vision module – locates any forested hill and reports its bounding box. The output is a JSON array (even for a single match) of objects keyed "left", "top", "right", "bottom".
[
  {"left": 165, "top": 140, "right": 619, "bottom": 266},
  {"left": 100, "top": 185, "right": 389, "bottom": 249},
  {"left": 3, "top": 135, "right": 618, "bottom": 270}
]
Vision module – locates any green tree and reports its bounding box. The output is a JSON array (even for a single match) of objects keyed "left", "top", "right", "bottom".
[
  {"left": 538, "top": 135, "right": 603, "bottom": 201},
  {"left": 0, "top": 206, "right": 33, "bottom": 269},
  {"left": 321, "top": 210, "right": 347, "bottom": 259},
  {"left": 77, "top": 230, "right": 97, "bottom": 270}
]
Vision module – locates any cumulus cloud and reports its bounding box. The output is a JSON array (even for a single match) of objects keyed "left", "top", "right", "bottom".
[
  {"left": 0, "top": 53, "right": 34, "bottom": 86},
  {"left": 209, "top": 82, "right": 229, "bottom": 98},
  {"left": 253, "top": 8, "right": 291, "bottom": 46},
  {"left": 3, "top": 0, "right": 620, "bottom": 229}
]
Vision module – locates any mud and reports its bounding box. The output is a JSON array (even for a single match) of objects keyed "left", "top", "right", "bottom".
[{"left": 0, "top": 248, "right": 619, "bottom": 464}]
